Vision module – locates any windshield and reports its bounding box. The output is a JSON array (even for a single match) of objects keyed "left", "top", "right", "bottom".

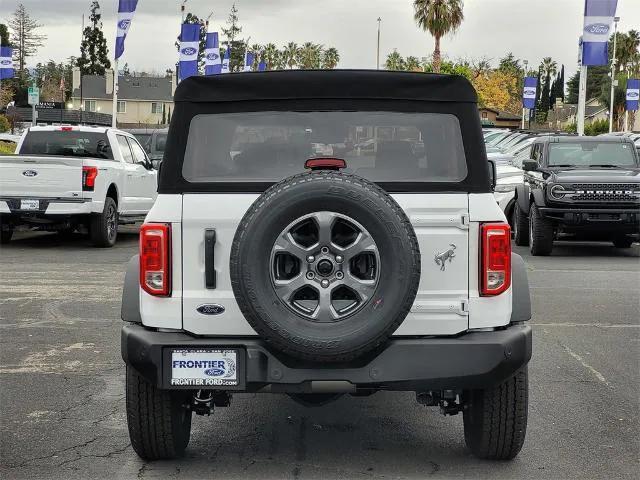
[
  {"left": 548, "top": 142, "right": 638, "bottom": 167},
  {"left": 183, "top": 111, "right": 468, "bottom": 183},
  {"left": 19, "top": 131, "right": 113, "bottom": 159},
  {"left": 504, "top": 138, "right": 534, "bottom": 155}
]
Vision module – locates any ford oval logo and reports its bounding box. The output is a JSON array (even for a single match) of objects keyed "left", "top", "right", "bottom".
[
  {"left": 118, "top": 19, "right": 131, "bottom": 30},
  {"left": 0, "top": 59, "right": 10, "bottom": 66},
  {"left": 584, "top": 23, "right": 609, "bottom": 35},
  {"left": 628, "top": 92, "right": 639, "bottom": 99},
  {"left": 207, "top": 52, "right": 219, "bottom": 61},
  {"left": 22, "top": 170, "right": 38, "bottom": 177},
  {"left": 204, "top": 368, "right": 225, "bottom": 377},
  {"left": 523, "top": 89, "right": 536, "bottom": 96},
  {"left": 196, "top": 304, "right": 225, "bottom": 315},
  {"left": 181, "top": 47, "right": 197, "bottom": 56}
]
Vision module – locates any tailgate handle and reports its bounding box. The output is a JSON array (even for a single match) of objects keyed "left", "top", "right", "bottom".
[{"left": 204, "top": 229, "right": 217, "bottom": 289}]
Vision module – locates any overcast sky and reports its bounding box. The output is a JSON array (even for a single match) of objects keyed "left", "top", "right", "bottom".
[{"left": 2, "top": 0, "right": 639, "bottom": 79}]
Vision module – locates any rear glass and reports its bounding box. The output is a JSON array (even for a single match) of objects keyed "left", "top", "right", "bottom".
[
  {"left": 20, "top": 131, "right": 114, "bottom": 159},
  {"left": 182, "top": 111, "right": 467, "bottom": 183},
  {"left": 548, "top": 142, "right": 637, "bottom": 167}
]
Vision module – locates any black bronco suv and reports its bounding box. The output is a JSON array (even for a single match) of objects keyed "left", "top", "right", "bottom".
[
  {"left": 513, "top": 135, "right": 640, "bottom": 255},
  {"left": 121, "top": 70, "right": 532, "bottom": 462}
]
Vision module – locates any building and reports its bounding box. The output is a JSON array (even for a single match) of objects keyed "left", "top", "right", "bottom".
[
  {"left": 478, "top": 108, "right": 521, "bottom": 128},
  {"left": 547, "top": 98, "right": 608, "bottom": 130},
  {"left": 70, "top": 69, "right": 176, "bottom": 127}
]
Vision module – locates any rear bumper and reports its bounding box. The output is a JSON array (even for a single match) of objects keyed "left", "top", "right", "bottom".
[
  {"left": 0, "top": 197, "right": 96, "bottom": 219},
  {"left": 121, "top": 323, "right": 532, "bottom": 392}
]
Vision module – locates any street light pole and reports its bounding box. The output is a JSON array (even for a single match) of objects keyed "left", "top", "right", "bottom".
[
  {"left": 376, "top": 17, "right": 381, "bottom": 70},
  {"left": 608, "top": 16, "right": 620, "bottom": 133}
]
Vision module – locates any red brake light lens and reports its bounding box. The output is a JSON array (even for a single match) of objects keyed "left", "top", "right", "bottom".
[
  {"left": 82, "top": 166, "right": 98, "bottom": 191},
  {"left": 305, "top": 158, "right": 347, "bottom": 170},
  {"left": 480, "top": 223, "right": 511, "bottom": 296},
  {"left": 140, "top": 223, "right": 172, "bottom": 296},
  {"left": 60, "top": 126, "right": 74, "bottom": 131}
]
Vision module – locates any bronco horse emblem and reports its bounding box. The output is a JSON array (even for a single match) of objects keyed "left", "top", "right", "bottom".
[{"left": 434, "top": 244, "right": 457, "bottom": 271}]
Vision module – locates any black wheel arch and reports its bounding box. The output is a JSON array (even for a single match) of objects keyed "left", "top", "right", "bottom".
[{"left": 121, "top": 255, "right": 142, "bottom": 324}]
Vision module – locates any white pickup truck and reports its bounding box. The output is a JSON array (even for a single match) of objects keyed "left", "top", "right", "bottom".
[{"left": 0, "top": 126, "right": 157, "bottom": 247}]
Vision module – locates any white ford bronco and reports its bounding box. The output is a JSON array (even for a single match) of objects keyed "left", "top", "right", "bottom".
[
  {"left": 0, "top": 126, "right": 157, "bottom": 247},
  {"left": 121, "top": 71, "right": 532, "bottom": 461}
]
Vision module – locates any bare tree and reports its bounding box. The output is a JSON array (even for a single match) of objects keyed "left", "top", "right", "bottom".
[{"left": 8, "top": 4, "right": 46, "bottom": 71}]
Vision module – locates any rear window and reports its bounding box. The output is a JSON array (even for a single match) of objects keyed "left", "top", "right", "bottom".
[
  {"left": 548, "top": 142, "right": 637, "bottom": 167},
  {"left": 20, "top": 131, "right": 113, "bottom": 159},
  {"left": 182, "top": 111, "right": 467, "bottom": 183}
]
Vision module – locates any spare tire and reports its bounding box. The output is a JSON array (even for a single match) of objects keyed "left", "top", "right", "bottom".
[{"left": 230, "top": 171, "right": 421, "bottom": 362}]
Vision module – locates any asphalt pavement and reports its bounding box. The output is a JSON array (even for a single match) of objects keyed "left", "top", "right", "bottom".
[{"left": 0, "top": 229, "right": 638, "bottom": 479}]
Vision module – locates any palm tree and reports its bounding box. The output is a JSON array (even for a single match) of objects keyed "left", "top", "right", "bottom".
[
  {"left": 299, "top": 42, "right": 323, "bottom": 69},
  {"left": 283, "top": 42, "right": 299, "bottom": 69},
  {"left": 413, "top": 0, "right": 464, "bottom": 73},
  {"left": 250, "top": 44, "right": 263, "bottom": 70},
  {"left": 262, "top": 43, "right": 278, "bottom": 70},
  {"left": 385, "top": 50, "right": 405, "bottom": 71},
  {"left": 322, "top": 47, "right": 340, "bottom": 69},
  {"left": 540, "top": 57, "right": 557, "bottom": 79},
  {"left": 405, "top": 56, "right": 422, "bottom": 72}
]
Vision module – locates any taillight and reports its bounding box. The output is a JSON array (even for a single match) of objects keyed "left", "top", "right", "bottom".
[
  {"left": 140, "top": 223, "right": 172, "bottom": 296},
  {"left": 82, "top": 166, "right": 98, "bottom": 191},
  {"left": 305, "top": 158, "right": 347, "bottom": 170},
  {"left": 480, "top": 223, "right": 511, "bottom": 296}
]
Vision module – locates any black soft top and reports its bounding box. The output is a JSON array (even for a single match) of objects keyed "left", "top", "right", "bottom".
[
  {"left": 160, "top": 70, "right": 489, "bottom": 194},
  {"left": 174, "top": 70, "right": 478, "bottom": 104}
]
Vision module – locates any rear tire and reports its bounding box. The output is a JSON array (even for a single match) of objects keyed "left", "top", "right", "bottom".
[
  {"left": 612, "top": 236, "right": 634, "bottom": 248},
  {"left": 529, "top": 206, "right": 554, "bottom": 256},
  {"left": 463, "top": 368, "right": 529, "bottom": 460},
  {"left": 90, "top": 197, "right": 118, "bottom": 247},
  {"left": 512, "top": 203, "right": 529, "bottom": 247},
  {"left": 126, "top": 367, "right": 193, "bottom": 460}
]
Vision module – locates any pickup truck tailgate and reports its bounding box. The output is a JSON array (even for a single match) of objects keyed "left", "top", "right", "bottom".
[{"left": 0, "top": 156, "right": 83, "bottom": 198}]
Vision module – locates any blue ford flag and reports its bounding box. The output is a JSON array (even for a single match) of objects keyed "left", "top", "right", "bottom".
[
  {"left": 243, "top": 52, "right": 255, "bottom": 72},
  {"left": 221, "top": 48, "right": 230, "bottom": 74},
  {"left": 258, "top": 61, "right": 267, "bottom": 72},
  {"left": 582, "top": 0, "right": 618, "bottom": 66},
  {"left": 115, "top": 0, "right": 138, "bottom": 60},
  {"left": 523, "top": 77, "right": 537, "bottom": 109},
  {"left": 627, "top": 79, "right": 639, "bottom": 112},
  {"left": 179, "top": 23, "right": 201, "bottom": 81},
  {"left": 204, "top": 32, "right": 221, "bottom": 75},
  {"left": 0, "top": 46, "right": 14, "bottom": 79}
]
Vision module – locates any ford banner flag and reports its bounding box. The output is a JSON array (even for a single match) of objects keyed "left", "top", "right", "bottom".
[
  {"left": 627, "top": 79, "right": 639, "bottom": 112},
  {"left": 523, "top": 77, "right": 537, "bottom": 109},
  {"left": 221, "top": 48, "right": 231, "bottom": 74},
  {"left": 204, "top": 32, "right": 221, "bottom": 75},
  {"left": 581, "top": 0, "right": 618, "bottom": 66},
  {"left": 0, "top": 46, "right": 14, "bottom": 80},
  {"left": 179, "top": 23, "right": 201, "bottom": 81},
  {"left": 115, "top": 0, "right": 138, "bottom": 60},
  {"left": 243, "top": 52, "right": 255, "bottom": 72}
]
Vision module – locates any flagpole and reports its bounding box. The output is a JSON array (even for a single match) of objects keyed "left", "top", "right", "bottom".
[
  {"left": 112, "top": 58, "right": 118, "bottom": 128},
  {"left": 608, "top": 16, "right": 619, "bottom": 133}
]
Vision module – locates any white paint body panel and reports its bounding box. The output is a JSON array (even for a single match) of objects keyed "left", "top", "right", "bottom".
[{"left": 139, "top": 192, "right": 512, "bottom": 335}]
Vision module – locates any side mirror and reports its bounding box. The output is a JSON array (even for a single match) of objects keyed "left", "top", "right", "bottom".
[
  {"left": 487, "top": 159, "right": 497, "bottom": 190},
  {"left": 522, "top": 159, "right": 538, "bottom": 172}
]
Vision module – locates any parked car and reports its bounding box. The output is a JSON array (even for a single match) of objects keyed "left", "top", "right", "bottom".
[
  {"left": 513, "top": 136, "right": 640, "bottom": 254},
  {"left": 0, "top": 125, "right": 157, "bottom": 246},
  {"left": 494, "top": 163, "right": 525, "bottom": 229},
  {"left": 124, "top": 128, "right": 168, "bottom": 168},
  {"left": 121, "top": 70, "right": 532, "bottom": 462}
]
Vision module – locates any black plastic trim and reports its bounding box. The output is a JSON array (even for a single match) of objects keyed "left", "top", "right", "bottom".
[
  {"left": 121, "top": 323, "right": 532, "bottom": 392},
  {"left": 510, "top": 253, "right": 531, "bottom": 323},
  {"left": 121, "top": 255, "right": 141, "bottom": 324},
  {"left": 204, "top": 229, "right": 217, "bottom": 289}
]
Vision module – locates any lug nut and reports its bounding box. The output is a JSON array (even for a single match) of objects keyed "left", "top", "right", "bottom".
[
  {"left": 306, "top": 255, "right": 315, "bottom": 263},
  {"left": 335, "top": 255, "right": 343, "bottom": 263},
  {"left": 306, "top": 272, "right": 315, "bottom": 280},
  {"left": 321, "top": 279, "right": 330, "bottom": 288},
  {"left": 335, "top": 271, "right": 344, "bottom": 279},
  {"left": 321, "top": 246, "right": 329, "bottom": 254}
]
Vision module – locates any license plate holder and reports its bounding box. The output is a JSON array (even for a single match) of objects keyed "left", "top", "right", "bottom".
[
  {"left": 168, "top": 348, "right": 243, "bottom": 389},
  {"left": 20, "top": 199, "right": 40, "bottom": 211}
]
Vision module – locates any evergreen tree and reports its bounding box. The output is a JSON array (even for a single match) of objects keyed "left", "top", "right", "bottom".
[
  {"left": 167, "top": 106, "right": 171, "bottom": 123},
  {"left": 565, "top": 65, "right": 609, "bottom": 104},
  {"left": 0, "top": 24, "right": 10, "bottom": 46},
  {"left": 161, "top": 104, "right": 166, "bottom": 125},
  {"left": 549, "top": 77, "right": 557, "bottom": 109},
  {"left": 220, "top": 3, "right": 244, "bottom": 72},
  {"left": 557, "top": 65, "right": 565, "bottom": 101},
  {"left": 77, "top": 2, "right": 111, "bottom": 75},
  {"left": 122, "top": 62, "right": 131, "bottom": 76},
  {"left": 8, "top": 4, "right": 46, "bottom": 71}
]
